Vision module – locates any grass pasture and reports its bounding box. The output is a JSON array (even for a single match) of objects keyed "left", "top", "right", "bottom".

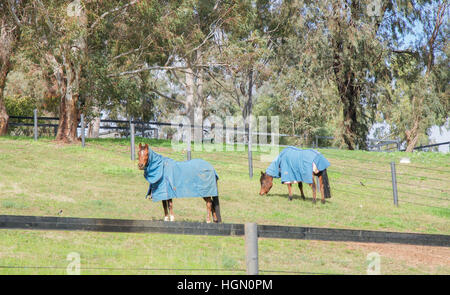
[{"left": 0, "top": 136, "right": 449, "bottom": 274}]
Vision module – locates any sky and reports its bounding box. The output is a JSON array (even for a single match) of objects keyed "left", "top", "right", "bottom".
[{"left": 429, "top": 121, "right": 450, "bottom": 153}]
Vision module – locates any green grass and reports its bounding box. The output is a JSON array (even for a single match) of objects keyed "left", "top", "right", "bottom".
[{"left": 0, "top": 136, "right": 449, "bottom": 274}]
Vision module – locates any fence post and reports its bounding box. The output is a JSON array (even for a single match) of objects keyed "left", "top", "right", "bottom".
[
  {"left": 33, "top": 109, "right": 38, "bottom": 141},
  {"left": 390, "top": 162, "right": 399, "bottom": 207},
  {"left": 248, "top": 126, "right": 253, "bottom": 179},
  {"left": 80, "top": 114, "right": 85, "bottom": 147},
  {"left": 187, "top": 142, "right": 192, "bottom": 161},
  {"left": 245, "top": 223, "right": 258, "bottom": 275},
  {"left": 187, "top": 123, "right": 192, "bottom": 161},
  {"left": 130, "top": 120, "right": 135, "bottom": 161}
]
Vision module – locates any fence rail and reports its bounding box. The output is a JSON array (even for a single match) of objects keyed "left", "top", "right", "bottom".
[
  {"left": 10, "top": 113, "right": 450, "bottom": 152},
  {"left": 1, "top": 215, "right": 449, "bottom": 247},
  {"left": 8, "top": 114, "right": 408, "bottom": 149},
  {"left": 400, "top": 141, "right": 450, "bottom": 152}
]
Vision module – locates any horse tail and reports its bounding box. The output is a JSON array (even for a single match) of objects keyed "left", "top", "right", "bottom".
[
  {"left": 322, "top": 169, "right": 331, "bottom": 198},
  {"left": 212, "top": 196, "right": 222, "bottom": 223}
]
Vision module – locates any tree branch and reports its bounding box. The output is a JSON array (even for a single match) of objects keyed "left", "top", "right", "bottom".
[
  {"left": 7, "top": 0, "right": 22, "bottom": 27},
  {"left": 392, "top": 49, "right": 415, "bottom": 55},
  {"left": 148, "top": 87, "right": 184, "bottom": 105},
  {"left": 90, "top": 0, "right": 139, "bottom": 30},
  {"left": 35, "top": 0, "right": 55, "bottom": 32},
  {"left": 107, "top": 64, "right": 229, "bottom": 77}
]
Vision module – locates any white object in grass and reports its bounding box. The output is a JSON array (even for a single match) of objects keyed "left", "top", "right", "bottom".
[{"left": 400, "top": 157, "right": 411, "bottom": 164}]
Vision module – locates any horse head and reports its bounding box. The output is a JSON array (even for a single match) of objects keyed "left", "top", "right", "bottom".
[
  {"left": 138, "top": 143, "right": 149, "bottom": 170},
  {"left": 259, "top": 171, "right": 273, "bottom": 195}
]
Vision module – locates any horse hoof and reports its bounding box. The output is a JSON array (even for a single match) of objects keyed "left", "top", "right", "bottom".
[
  {"left": 170, "top": 215, "right": 175, "bottom": 222},
  {"left": 301, "top": 196, "right": 306, "bottom": 201},
  {"left": 312, "top": 199, "right": 316, "bottom": 204},
  {"left": 164, "top": 216, "right": 169, "bottom": 222},
  {"left": 288, "top": 196, "right": 293, "bottom": 201},
  {"left": 206, "top": 220, "right": 211, "bottom": 224},
  {"left": 321, "top": 199, "right": 326, "bottom": 204}
]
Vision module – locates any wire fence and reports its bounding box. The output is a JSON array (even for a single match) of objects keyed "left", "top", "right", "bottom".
[
  {"left": 0, "top": 265, "right": 347, "bottom": 275},
  {"left": 2, "top": 214, "right": 449, "bottom": 275},
  {"left": 10, "top": 113, "right": 450, "bottom": 152}
]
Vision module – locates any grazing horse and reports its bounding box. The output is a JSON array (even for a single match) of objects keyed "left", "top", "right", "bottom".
[
  {"left": 259, "top": 146, "right": 331, "bottom": 204},
  {"left": 137, "top": 143, "right": 221, "bottom": 223}
]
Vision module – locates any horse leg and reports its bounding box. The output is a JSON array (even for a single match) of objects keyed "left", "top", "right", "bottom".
[
  {"left": 310, "top": 177, "right": 317, "bottom": 204},
  {"left": 212, "top": 197, "right": 221, "bottom": 223},
  {"left": 298, "top": 182, "right": 306, "bottom": 200},
  {"left": 203, "top": 197, "right": 212, "bottom": 223},
  {"left": 168, "top": 199, "right": 175, "bottom": 221},
  {"left": 162, "top": 200, "right": 169, "bottom": 221},
  {"left": 287, "top": 183, "right": 293, "bottom": 201},
  {"left": 319, "top": 174, "right": 325, "bottom": 204},
  {"left": 210, "top": 197, "right": 218, "bottom": 222}
]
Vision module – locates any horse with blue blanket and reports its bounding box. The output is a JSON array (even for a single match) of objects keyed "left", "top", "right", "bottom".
[
  {"left": 138, "top": 143, "right": 221, "bottom": 223},
  {"left": 259, "top": 146, "right": 331, "bottom": 204}
]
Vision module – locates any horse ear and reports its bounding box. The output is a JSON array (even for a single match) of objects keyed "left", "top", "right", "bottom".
[
  {"left": 139, "top": 143, "right": 142, "bottom": 149},
  {"left": 145, "top": 143, "right": 149, "bottom": 149},
  {"left": 261, "top": 171, "right": 265, "bottom": 176}
]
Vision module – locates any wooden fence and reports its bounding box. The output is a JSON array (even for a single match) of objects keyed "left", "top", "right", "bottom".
[{"left": 1, "top": 214, "right": 449, "bottom": 274}]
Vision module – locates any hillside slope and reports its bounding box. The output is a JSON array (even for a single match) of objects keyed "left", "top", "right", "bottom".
[{"left": 1, "top": 137, "right": 448, "bottom": 234}]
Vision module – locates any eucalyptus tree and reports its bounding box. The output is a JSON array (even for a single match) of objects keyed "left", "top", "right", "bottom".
[
  {"left": 243, "top": 0, "right": 389, "bottom": 148},
  {"left": 378, "top": 0, "right": 449, "bottom": 151},
  {"left": 0, "top": 0, "right": 30, "bottom": 135},
  {"left": 107, "top": 0, "right": 237, "bottom": 131},
  {"left": 322, "top": 0, "right": 393, "bottom": 149},
  {"left": 20, "top": 0, "right": 139, "bottom": 143},
  {"left": 253, "top": 0, "right": 337, "bottom": 141},
  {"left": 260, "top": 0, "right": 446, "bottom": 150}
]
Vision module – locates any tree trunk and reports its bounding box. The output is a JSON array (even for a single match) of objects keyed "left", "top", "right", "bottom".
[
  {"left": 194, "top": 51, "right": 205, "bottom": 144},
  {"left": 55, "top": 91, "right": 80, "bottom": 143},
  {"left": 54, "top": 2, "right": 86, "bottom": 143},
  {"left": 242, "top": 69, "right": 253, "bottom": 120},
  {"left": 0, "top": 19, "right": 18, "bottom": 136},
  {"left": 340, "top": 81, "right": 359, "bottom": 150},
  {"left": 88, "top": 116, "right": 101, "bottom": 138},
  {"left": 405, "top": 133, "right": 419, "bottom": 153},
  {"left": 0, "top": 58, "right": 10, "bottom": 136},
  {"left": 333, "top": 45, "right": 359, "bottom": 150},
  {"left": 55, "top": 53, "right": 80, "bottom": 143},
  {"left": 185, "top": 65, "right": 195, "bottom": 139},
  {"left": 405, "top": 119, "right": 420, "bottom": 152}
]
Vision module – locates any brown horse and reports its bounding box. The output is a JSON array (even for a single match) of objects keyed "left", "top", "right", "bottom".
[
  {"left": 137, "top": 143, "right": 221, "bottom": 223},
  {"left": 259, "top": 169, "right": 330, "bottom": 204}
]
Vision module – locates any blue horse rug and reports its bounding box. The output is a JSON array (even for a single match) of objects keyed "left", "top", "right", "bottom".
[
  {"left": 266, "top": 146, "right": 330, "bottom": 185},
  {"left": 144, "top": 149, "right": 219, "bottom": 202}
]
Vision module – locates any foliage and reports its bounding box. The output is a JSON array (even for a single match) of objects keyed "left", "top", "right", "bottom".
[
  {"left": 377, "top": 0, "right": 449, "bottom": 151},
  {"left": 4, "top": 95, "right": 37, "bottom": 117},
  {"left": 1, "top": 0, "right": 448, "bottom": 150}
]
